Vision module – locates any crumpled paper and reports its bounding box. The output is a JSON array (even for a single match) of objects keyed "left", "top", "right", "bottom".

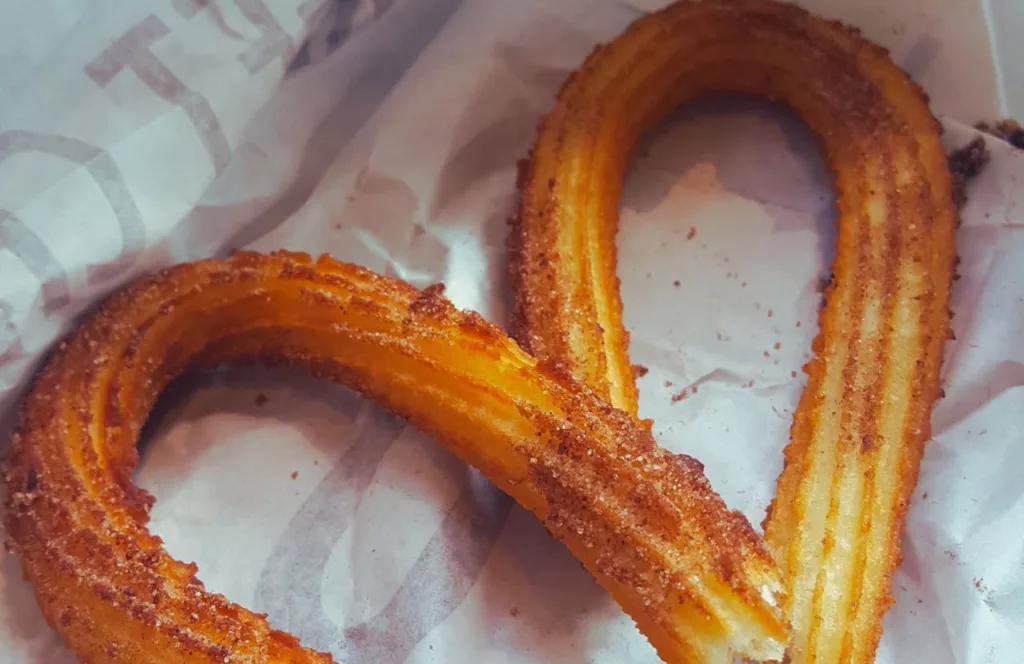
[{"left": 1, "top": 0, "right": 1022, "bottom": 662}]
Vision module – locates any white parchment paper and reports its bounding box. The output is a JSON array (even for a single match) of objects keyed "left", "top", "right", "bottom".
[{"left": 1, "top": 1, "right": 1022, "bottom": 662}]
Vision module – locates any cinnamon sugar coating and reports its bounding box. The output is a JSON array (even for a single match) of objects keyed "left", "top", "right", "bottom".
[
  {"left": 5, "top": 250, "right": 786, "bottom": 663},
  {"left": 510, "top": 0, "right": 957, "bottom": 661}
]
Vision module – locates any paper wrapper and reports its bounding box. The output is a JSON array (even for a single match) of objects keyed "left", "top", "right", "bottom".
[{"left": 1, "top": 0, "right": 1022, "bottom": 662}]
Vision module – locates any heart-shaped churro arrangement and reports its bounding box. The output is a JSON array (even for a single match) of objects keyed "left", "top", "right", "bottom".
[{"left": 5, "top": 1, "right": 956, "bottom": 662}]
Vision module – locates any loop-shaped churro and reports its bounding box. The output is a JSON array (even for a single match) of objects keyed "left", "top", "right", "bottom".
[
  {"left": 510, "top": 1, "right": 956, "bottom": 662},
  {"left": 5, "top": 251, "right": 786, "bottom": 663}
]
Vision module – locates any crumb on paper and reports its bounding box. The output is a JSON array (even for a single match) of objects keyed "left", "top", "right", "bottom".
[
  {"left": 673, "top": 279, "right": 680, "bottom": 287},
  {"left": 973, "top": 577, "right": 993, "bottom": 599},
  {"left": 796, "top": 320, "right": 802, "bottom": 327},
  {"left": 975, "top": 118, "right": 1024, "bottom": 149},
  {"left": 767, "top": 308, "right": 774, "bottom": 318},
  {"left": 509, "top": 607, "right": 519, "bottom": 618},
  {"left": 686, "top": 227, "right": 697, "bottom": 240},
  {"left": 255, "top": 392, "right": 269, "bottom": 407},
  {"left": 671, "top": 388, "right": 691, "bottom": 403},
  {"left": 663, "top": 380, "right": 673, "bottom": 388},
  {"left": 947, "top": 136, "right": 990, "bottom": 208},
  {"left": 631, "top": 364, "right": 649, "bottom": 379},
  {"left": 774, "top": 342, "right": 781, "bottom": 350},
  {"left": 290, "top": 471, "right": 298, "bottom": 480},
  {"left": 791, "top": 370, "right": 797, "bottom": 378}
]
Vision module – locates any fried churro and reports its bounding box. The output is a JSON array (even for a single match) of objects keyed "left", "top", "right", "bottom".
[
  {"left": 5, "top": 251, "right": 786, "bottom": 663},
  {"left": 510, "top": 1, "right": 957, "bottom": 661}
]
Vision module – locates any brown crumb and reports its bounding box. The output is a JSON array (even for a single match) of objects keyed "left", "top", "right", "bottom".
[
  {"left": 741, "top": 281, "right": 747, "bottom": 288},
  {"left": 673, "top": 280, "right": 681, "bottom": 287},
  {"left": 791, "top": 370, "right": 797, "bottom": 378},
  {"left": 922, "top": 492, "right": 928, "bottom": 500},
  {"left": 686, "top": 227, "right": 697, "bottom": 240},
  {"left": 290, "top": 471, "right": 298, "bottom": 480},
  {"left": 975, "top": 118, "right": 1024, "bottom": 149},
  {"left": 631, "top": 364, "right": 649, "bottom": 379},
  {"left": 947, "top": 136, "right": 990, "bottom": 208},
  {"left": 774, "top": 342, "right": 781, "bottom": 350},
  {"left": 663, "top": 380, "right": 673, "bottom": 388},
  {"left": 255, "top": 392, "right": 269, "bottom": 407},
  {"left": 509, "top": 607, "right": 519, "bottom": 618},
  {"left": 796, "top": 321, "right": 802, "bottom": 328},
  {"left": 763, "top": 350, "right": 770, "bottom": 358},
  {"left": 767, "top": 308, "right": 774, "bottom": 318},
  {"left": 671, "top": 388, "right": 689, "bottom": 403}
]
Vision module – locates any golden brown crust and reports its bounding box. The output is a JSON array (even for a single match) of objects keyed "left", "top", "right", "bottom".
[
  {"left": 510, "top": 1, "right": 957, "bottom": 662},
  {"left": 5, "top": 250, "right": 787, "bottom": 663}
]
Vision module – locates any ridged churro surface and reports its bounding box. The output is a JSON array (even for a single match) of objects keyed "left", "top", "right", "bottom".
[
  {"left": 510, "top": 1, "right": 957, "bottom": 661},
  {"left": 5, "top": 251, "right": 787, "bottom": 663}
]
